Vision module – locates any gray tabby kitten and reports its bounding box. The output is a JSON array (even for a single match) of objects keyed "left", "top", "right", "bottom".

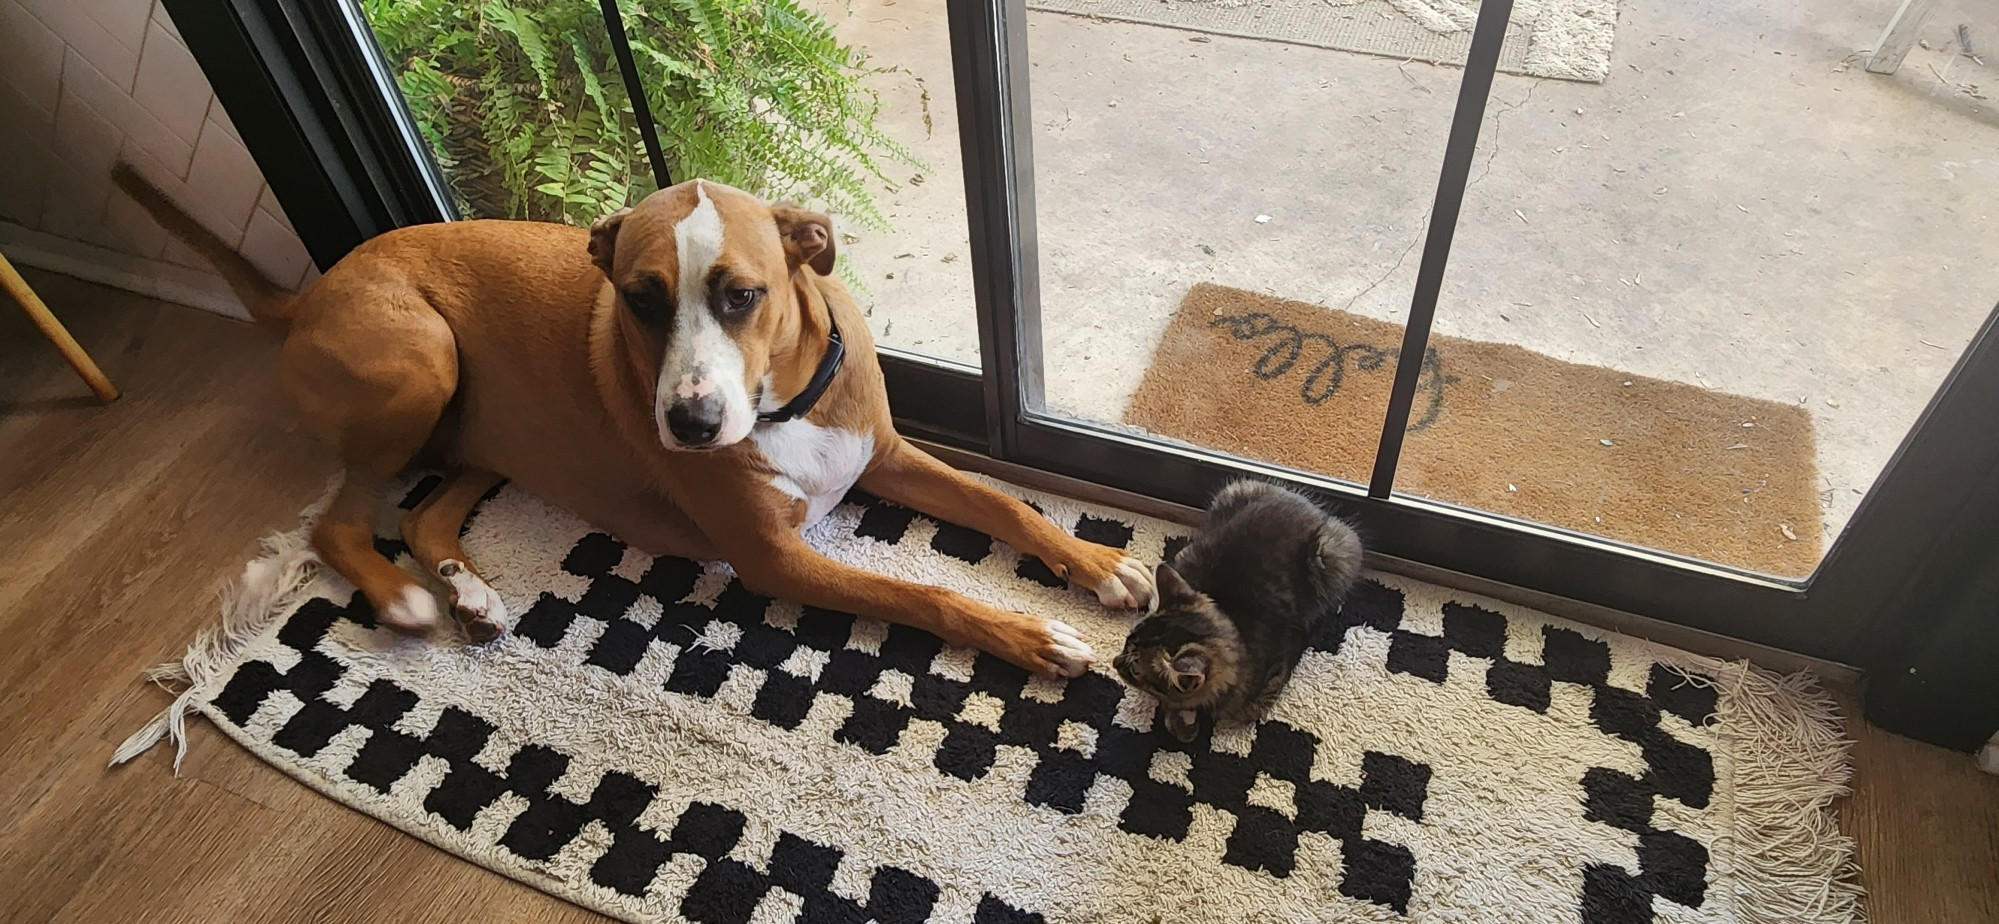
[{"left": 1112, "top": 480, "right": 1364, "bottom": 742}]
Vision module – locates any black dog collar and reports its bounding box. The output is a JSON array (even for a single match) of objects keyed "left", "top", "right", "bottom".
[{"left": 756, "top": 317, "right": 845, "bottom": 424}]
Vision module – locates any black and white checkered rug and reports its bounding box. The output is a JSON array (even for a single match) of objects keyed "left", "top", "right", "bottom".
[{"left": 120, "top": 476, "right": 1862, "bottom": 923}]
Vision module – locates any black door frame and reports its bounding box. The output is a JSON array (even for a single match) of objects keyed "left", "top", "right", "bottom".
[{"left": 165, "top": 0, "right": 1999, "bottom": 743}]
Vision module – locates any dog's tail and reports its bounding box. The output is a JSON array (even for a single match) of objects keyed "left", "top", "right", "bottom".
[{"left": 111, "top": 161, "right": 296, "bottom": 329}]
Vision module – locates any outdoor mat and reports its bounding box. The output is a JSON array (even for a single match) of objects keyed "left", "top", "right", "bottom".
[
  {"left": 1027, "top": 0, "right": 1618, "bottom": 83},
  {"left": 116, "top": 473, "right": 1860, "bottom": 922},
  {"left": 1126, "top": 284, "right": 1825, "bottom": 578}
]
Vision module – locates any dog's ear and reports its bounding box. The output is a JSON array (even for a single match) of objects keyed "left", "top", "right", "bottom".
[
  {"left": 588, "top": 207, "right": 632, "bottom": 278},
  {"left": 772, "top": 204, "right": 836, "bottom": 276},
  {"left": 1154, "top": 563, "right": 1199, "bottom": 606}
]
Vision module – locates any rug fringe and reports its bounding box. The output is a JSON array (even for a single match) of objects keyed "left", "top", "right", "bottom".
[
  {"left": 1660, "top": 655, "right": 1866, "bottom": 923},
  {"left": 111, "top": 479, "right": 338, "bottom": 773}
]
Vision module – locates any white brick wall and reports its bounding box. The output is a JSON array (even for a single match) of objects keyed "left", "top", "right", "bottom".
[{"left": 0, "top": 0, "right": 316, "bottom": 294}]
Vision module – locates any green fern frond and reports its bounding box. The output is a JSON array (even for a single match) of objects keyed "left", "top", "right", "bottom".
[{"left": 362, "top": 0, "right": 925, "bottom": 230}]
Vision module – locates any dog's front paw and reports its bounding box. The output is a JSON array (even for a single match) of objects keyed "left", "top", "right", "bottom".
[
  {"left": 1038, "top": 619, "right": 1096, "bottom": 677},
  {"left": 439, "top": 559, "right": 508, "bottom": 643},
  {"left": 989, "top": 612, "right": 1095, "bottom": 678},
  {"left": 1060, "top": 546, "right": 1157, "bottom": 613}
]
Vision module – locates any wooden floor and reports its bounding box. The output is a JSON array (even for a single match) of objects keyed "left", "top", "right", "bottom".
[{"left": 1, "top": 271, "right": 1993, "bottom": 923}]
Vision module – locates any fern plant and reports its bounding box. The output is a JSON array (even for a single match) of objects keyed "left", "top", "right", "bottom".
[{"left": 361, "top": 0, "right": 920, "bottom": 232}]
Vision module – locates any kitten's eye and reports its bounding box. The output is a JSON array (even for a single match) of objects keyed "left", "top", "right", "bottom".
[{"left": 723, "top": 287, "right": 763, "bottom": 315}]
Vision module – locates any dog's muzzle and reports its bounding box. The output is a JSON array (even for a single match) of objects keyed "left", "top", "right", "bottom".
[{"left": 665, "top": 396, "right": 726, "bottom": 448}]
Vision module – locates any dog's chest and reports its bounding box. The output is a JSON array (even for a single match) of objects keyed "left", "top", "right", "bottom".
[{"left": 749, "top": 421, "right": 875, "bottom": 527}]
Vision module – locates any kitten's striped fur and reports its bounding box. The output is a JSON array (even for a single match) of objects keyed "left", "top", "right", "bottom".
[{"left": 1112, "top": 480, "right": 1364, "bottom": 742}]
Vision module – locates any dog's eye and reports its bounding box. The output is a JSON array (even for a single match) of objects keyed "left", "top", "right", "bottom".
[
  {"left": 622, "top": 284, "right": 670, "bottom": 323},
  {"left": 723, "top": 287, "right": 763, "bottom": 315}
]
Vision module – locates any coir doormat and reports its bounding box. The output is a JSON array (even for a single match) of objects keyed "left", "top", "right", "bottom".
[
  {"left": 1125, "top": 284, "right": 1824, "bottom": 577},
  {"left": 115, "top": 475, "right": 1859, "bottom": 922}
]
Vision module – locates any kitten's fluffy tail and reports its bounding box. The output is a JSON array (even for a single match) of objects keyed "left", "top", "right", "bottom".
[
  {"left": 1312, "top": 518, "right": 1366, "bottom": 600},
  {"left": 1211, "top": 477, "right": 1367, "bottom": 598}
]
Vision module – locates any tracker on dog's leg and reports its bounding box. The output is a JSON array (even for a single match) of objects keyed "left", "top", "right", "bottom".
[
  {"left": 400, "top": 468, "right": 509, "bottom": 641},
  {"left": 859, "top": 439, "right": 1157, "bottom": 611}
]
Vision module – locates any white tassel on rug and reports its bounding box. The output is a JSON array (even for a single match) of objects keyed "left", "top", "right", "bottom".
[{"left": 113, "top": 480, "right": 335, "bottom": 772}]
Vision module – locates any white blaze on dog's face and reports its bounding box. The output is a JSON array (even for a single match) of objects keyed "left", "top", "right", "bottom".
[{"left": 588, "top": 179, "right": 837, "bottom": 451}]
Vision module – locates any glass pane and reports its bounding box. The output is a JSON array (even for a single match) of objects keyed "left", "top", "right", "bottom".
[
  {"left": 1396, "top": 0, "right": 1997, "bottom": 579},
  {"left": 354, "top": 0, "right": 977, "bottom": 363},
  {"left": 817, "top": 0, "right": 979, "bottom": 365},
  {"left": 1019, "top": 3, "right": 1459, "bottom": 487}
]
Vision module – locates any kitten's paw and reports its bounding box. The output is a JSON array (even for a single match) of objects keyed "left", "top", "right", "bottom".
[
  {"left": 1165, "top": 709, "right": 1200, "bottom": 743},
  {"left": 440, "top": 559, "right": 508, "bottom": 643}
]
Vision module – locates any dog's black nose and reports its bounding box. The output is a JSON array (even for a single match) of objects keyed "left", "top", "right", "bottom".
[{"left": 666, "top": 400, "right": 723, "bottom": 446}]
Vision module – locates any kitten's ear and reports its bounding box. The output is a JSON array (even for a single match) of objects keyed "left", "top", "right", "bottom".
[
  {"left": 1154, "top": 563, "right": 1198, "bottom": 605},
  {"left": 1169, "top": 652, "right": 1208, "bottom": 693}
]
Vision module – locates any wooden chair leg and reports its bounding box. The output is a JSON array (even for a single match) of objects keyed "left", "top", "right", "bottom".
[{"left": 0, "top": 251, "right": 119, "bottom": 403}]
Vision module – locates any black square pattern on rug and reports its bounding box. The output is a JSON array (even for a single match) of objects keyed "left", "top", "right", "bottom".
[
  {"left": 214, "top": 489, "right": 1720, "bottom": 922},
  {"left": 1320, "top": 591, "right": 1719, "bottom": 919},
  {"left": 212, "top": 594, "right": 1036, "bottom": 923}
]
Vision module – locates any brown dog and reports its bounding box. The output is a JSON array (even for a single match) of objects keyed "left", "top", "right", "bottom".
[{"left": 115, "top": 166, "right": 1154, "bottom": 676}]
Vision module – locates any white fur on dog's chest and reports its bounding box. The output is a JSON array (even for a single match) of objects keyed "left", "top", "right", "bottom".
[{"left": 750, "top": 421, "right": 875, "bottom": 527}]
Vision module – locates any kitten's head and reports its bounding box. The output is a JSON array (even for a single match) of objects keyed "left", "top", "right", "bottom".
[{"left": 1111, "top": 563, "right": 1240, "bottom": 710}]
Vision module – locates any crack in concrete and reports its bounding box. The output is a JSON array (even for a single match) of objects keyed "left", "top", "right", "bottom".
[
  {"left": 1470, "top": 78, "right": 1543, "bottom": 190},
  {"left": 1340, "top": 78, "right": 1546, "bottom": 314},
  {"left": 1339, "top": 222, "right": 1426, "bottom": 313}
]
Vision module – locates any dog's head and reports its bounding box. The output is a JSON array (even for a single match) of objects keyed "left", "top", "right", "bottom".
[{"left": 588, "top": 179, "right": 837, "bottom": 451}]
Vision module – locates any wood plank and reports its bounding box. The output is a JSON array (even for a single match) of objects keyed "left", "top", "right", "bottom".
[
  {"left": 1840, "top": 693, "right": 1999, "bottom": 923},
  {"left": 45, "top": 781, "right": 297, "bottom": 924},
  {"left": 0, "top": 414, "right": 328, "bottom": 829}
]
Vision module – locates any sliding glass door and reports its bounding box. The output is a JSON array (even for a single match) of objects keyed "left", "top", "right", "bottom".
[
  {"left": 945, "top": 0, "right": 1999, "bottom": 664},
  {"left": 168, "top": 0, "right": 1999, "bottom": 670}
]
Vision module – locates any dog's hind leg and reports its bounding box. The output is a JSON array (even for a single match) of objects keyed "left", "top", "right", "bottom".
[
  {"left": 316, "top": 472, "right": 441, "bottom": 633},
  {"left": 289, "top": 298, "right": 458, "bottom": 635},
  {"left": 401, "top": 468, "right": 509, "bottom": 641}
]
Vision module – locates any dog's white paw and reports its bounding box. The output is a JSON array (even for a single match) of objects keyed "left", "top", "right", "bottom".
[
  {"left": 379, "top": 584, "right": 441, "bottom": 634},
  {"left": 1039, "top": 619, "right": 1096, "bottom": 678},
  {"left": 440, "top": 559, "right": 508, "bottom": 643},
  {"left": 1094, "top": 556, "right": 1157, "bottom": 613}
]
